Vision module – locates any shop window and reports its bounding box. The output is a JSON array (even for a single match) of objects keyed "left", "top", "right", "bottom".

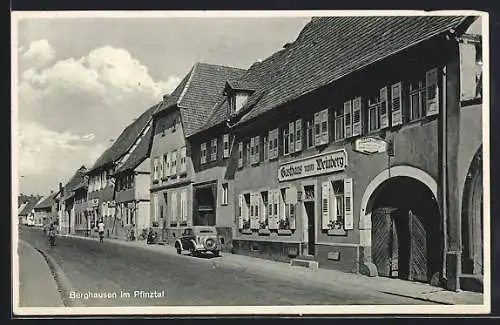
[
  {"left": 259, "top": 191, "right": 269, "bottom": 229},
  {"left": 200, "top": 142, "right": 207, "bottom": 164},
  {"left": 223, "top": 134, "right": 230, "bottom": 158},
  {"left": 250, "top": 193, "right": 260, "bottom": 230},
  {"left": 321, "top": 178, "right": 354, "bottom": 231},
  {"left": 267, "top": 189, "right": 279, "bottom": 230},
  {"left": 210, "top": 138, "right": 218, "bottom": 162},
  {"left": 221, "top": 183, "right": 228, "bottom": 206},
  {"left": 238, "top": 194, "right": 250, "bottom": 230}
]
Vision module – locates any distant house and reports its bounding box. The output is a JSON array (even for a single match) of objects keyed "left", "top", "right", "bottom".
[
  {"left": 18, "top": 198, "right": 42, "bottom": 226},
  {"left": 34, "top": 192, "right": 59, "bottom": 227},
  {"left": 59, "top": 166, "right": 88, "bottom": 235}
]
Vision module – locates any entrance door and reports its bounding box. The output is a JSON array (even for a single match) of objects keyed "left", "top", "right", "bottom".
[
  {"left": 372, "top": 207, "right": 397, "bottom": 277},
  {"left": 408, "top": 210, "right": 428, "bottom": 282},
  {"left": 305, "top": 202, "right": 315, "bottom": 255}
]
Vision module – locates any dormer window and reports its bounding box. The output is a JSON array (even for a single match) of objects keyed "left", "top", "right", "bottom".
[{"left": 229, "top": 91, "right": 249, "bottom": 115}]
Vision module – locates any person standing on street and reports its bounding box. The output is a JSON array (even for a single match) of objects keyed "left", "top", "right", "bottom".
[{"left": 98, "top": 219, "right": 105, "bottom": 243}]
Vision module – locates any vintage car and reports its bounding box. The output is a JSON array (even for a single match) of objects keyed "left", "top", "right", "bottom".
[{"left": 174, "top": 226, "right": 220, "bottom": 257}]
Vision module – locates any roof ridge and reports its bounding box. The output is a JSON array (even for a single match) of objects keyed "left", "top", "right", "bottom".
[{"left": 177, "top": 65, "right": 197, "bottom": 107}]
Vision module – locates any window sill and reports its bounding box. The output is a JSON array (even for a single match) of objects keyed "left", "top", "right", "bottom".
[
  {"left": 327, "top": 229, "right": 347, "bottom": 236},
  {"left": 240, "top": 229, "right": 252, "bottom": 234},
  {"left": 277, "top": 229, "right": 292, "bottom": 236},
  {"left": 258, "top": 229, "right": 271, "bottom": 236}
]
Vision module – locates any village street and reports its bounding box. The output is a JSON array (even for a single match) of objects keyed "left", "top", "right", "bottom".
[{"left": 17, "top": 226, "right": 466, "bottom": 307}]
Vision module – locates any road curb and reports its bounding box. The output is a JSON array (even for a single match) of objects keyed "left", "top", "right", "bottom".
[{"left": 20, "top": 239, "right": 82, "bottom": 307}]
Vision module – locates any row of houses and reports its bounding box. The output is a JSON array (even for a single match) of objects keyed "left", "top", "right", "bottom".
[{"left": 22, "top": 15, "right": 484, "bottom": 293}]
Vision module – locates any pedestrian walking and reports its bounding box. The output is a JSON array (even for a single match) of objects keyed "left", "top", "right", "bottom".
[{"left": 98, "top": 219, "right": 105, "bottom": 243}]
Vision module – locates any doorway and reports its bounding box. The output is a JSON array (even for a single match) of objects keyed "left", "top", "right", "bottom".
[
  {"left": 370, "top": 176, "right": 441, "bottom": 284},
  {"left": 194, "top": 185, "right": 216, "bottom": 226},
  {"left": 304, "top": 201, "right": 315, "bottom": 255}
]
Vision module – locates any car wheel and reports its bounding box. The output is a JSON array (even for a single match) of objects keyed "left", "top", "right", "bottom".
[
  {"left": 175, "top": 244, "right": 181, "bottom": 255},
  {"left": 191, "top": 247, "right": 198, "bottom": 257}
]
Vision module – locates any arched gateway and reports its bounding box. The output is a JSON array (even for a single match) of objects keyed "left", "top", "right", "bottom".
[{"left": 359, "top": 166, "right": 442, "bottom": 285}]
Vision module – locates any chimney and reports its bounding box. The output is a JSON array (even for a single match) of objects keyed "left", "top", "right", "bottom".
[{"left": 59, "top": 182, "right": 63, "bottom": 196}]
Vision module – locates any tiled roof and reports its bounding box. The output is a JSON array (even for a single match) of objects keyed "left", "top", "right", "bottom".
[
  {"left": 35, "top": 193, "right": 57, "bottom": 210},
  {"left": 63, "top": 166, "right": 87, "bottom": 200},
  {"left": 72, "top": 178, "right": 88, "bottom": 191},
  {"left": 198, "top": 97, "right": 230, "bottom": 133},
  {"left": 155, "top": 63, "right": 246, "bottom": 137},
  {"left": 18, "top": 198, "right": 40, "bottom": 216},
  {"left": 235, "top": 15, "right": 470, "bottom": 124},
  {"left": 226, "top": 79, "right": 259, "bottom": 92},
  {"left": 114, "top": 119, "right": 153, "bottom": 174},
  {"left": 89, "top": 103, "right": 160, "bottom": 173}
]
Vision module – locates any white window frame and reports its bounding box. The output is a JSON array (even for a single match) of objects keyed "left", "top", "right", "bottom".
[
  {"left": 200, "top": 142, "right": 207, "bottom": 164},
  {"left": 409, "top": 76, "right": 426, "bottom": 121},
  {"left": 211, "top": 138, "right": 218, "bottom": 162},
  {"left": 223, "top": 134, "right": 230, "bottom": 158},
  {"left": 164, "top": 152, "right": 171, "bottom": 178},
  {"left": 221, "top": 183, "right": 228, "bottom": 206}
]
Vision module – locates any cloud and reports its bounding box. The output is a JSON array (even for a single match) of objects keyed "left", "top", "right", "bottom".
[
  {"left": 17, "top": 42, "right": 180, "bottom": 194},
  {"left": 21, "top": 39, "right": 55, "bottom": 68}
]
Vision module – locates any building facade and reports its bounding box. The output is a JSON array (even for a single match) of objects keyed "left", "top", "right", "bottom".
[
  {"left": 59, "top": 166, "right": 88, "bottom": 235},
  {"left": 219, "top": 16, "right": 483, "bottom": 292},
  {"left": 149, "top": 63, "right": 245, "bottom": 249},
  {"left": 73, "top": 178, "right": 89, "bottom": 236}
]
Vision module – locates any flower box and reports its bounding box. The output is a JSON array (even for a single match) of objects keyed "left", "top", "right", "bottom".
[
  {"left": 258, "top": 229, "right": 271, "bottom": 236},
  {"left": 277, "top": 229, "right": 292, "bottom": 236},
  {"left": 240, "top": 228, "right": 252, "bottom": 235},
  {"left": 327, "top": 229, "right": 347, "bottom": 236}
]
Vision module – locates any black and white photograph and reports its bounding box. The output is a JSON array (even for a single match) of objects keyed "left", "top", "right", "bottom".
[{"left": 11, "top": 10, "right": 490, "bottom": 315}]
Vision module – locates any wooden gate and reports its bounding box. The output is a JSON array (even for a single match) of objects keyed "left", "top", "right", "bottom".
[
  {"left": 408, "top": 210, "right": 428, "bottom": 282},
  {"left": 371, "top": 208, "right": 396, "bottom": 277}
]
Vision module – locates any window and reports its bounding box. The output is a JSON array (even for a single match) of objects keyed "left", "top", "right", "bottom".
[
  {"left": 268, "top": 129, "right": 279, "bottom": 160},
  {"left": 210, "top": 138, "right": 217, "bottom": 162},
  {"left": 179, "top": 147, "right": 187, "bottom": 173},
  {"left": 171, "top": 150, "right": 177, "bottom": 175},
  {"left": 159, "top": 154, "right": 164, "bottom": 180},
  {"left": 223, "top": 134, "right": 230, "bottom": 158},
  {"left": 238, "top": 194, "right": 250, "bottom": 230},
  {"left": 245, "top": 141, "right": 251, "bottom": 166},
  {"left": 153, "top": 157, "right": 159, "bottom": 182},
  {"left": 180, "top": 190, "right": 187, "bottom": 223},
  {"left": 368, "top": 91, "right": 381, "bottom": 132},
  {"left": 314, "top": 108, "right": 329, "bottom": 145},
  {"left": 250, "top": 193, "right": 260, "bottom": 230},
  {"left": 221, "top": 183, "right": 228, "bottom": 205},
  {"left": 200, "top": 142, "right": 207, "bottom": 164},
  {"left": 260, "top": 191, "right": 269, "bottom": 229},
  {"left": 305, "top": 117, "right": 314, "bottom": 148},
  {"left": 294, "top": 119, "right": 302, "bottom": 152},
  {"left": 409, "top": 75, "right": 426, "bottom": 121},
  {"left": 283, "top": 127, "right": 290, "bottom": 155},
  {"left": 238, "top": 142, "right": 243, "bottom": 168},
  {"left": 425, "top": 68, "right": 439, "bottom": 116},
  {"left": 288, "top": 122, "right": 295, "bottom": 153},
  {"left": 321, "top": 178, "right": 354, "bottom": 231},
  {"left": 163, "top": 152, "right": 171, "bottom": 178},
  {"left": 343, "top": 101, "right": 352, "bottom": 138},
  {"left": 391, "top": 82, "right": 403, "bottom": 126},
  {"left": 334, "top": 106, "right": 345, "bottom": 141},
  {"left": 262, "top": 135, "right": 269, "bottom": 161},
  {"left": 153, "top": 194, "right": 159, "bottom": 222}
]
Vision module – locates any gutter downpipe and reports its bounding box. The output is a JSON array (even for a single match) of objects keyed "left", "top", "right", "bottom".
[{"left": 441, "top": 57, "right": 448, "bottom": 282}]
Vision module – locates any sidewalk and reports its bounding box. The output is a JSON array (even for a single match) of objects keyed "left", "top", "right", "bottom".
[
  {"left": 62, "top": 233, "right": 484, "bottom": 305},
  {"left": 17, "top": 240, "right": 64, "bottom": 308}
]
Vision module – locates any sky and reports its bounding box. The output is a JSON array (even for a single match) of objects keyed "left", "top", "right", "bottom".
[{"left": 14, "top": 14, "right": 311, "bottom": 195}]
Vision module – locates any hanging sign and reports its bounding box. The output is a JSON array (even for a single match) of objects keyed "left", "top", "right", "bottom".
[
  {"left": 354, "top": 136, "right": 387, "bottom": 154},
  {"left": 278, "top": 149, "right": 347, "bottom": 182}
]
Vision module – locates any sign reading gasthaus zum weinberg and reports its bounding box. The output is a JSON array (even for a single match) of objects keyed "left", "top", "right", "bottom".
[{"left": 278, "top": 149, "right": 348, "bottom": 182}]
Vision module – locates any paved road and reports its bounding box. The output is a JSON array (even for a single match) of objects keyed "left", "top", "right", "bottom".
[{"left": 19, "top": 226, "right": 436, "bottom": 307}]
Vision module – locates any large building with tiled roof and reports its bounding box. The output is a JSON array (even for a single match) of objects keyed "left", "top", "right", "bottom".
[
  {"left": 86, "top": 103, "right": 159, "bottom": 237},
  {"left": 34, "top": 191, "right": 59, "bottom": 227},
  {"left": 149, "top": 62, "right": 245, "bottom": 247},
  {"left": 213, "top": 15, "right": 483, "bottom": 293},
  {"left": 58, "top": 165, "right": 88, "bottom": 235}
]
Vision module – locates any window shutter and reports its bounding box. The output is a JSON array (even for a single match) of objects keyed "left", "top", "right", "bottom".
[
  {"left": 159, "top": 156, "right": 164, "bottom": 179},
  {"left": 321, "top": 109, "right": 329, "bottom": 144},
  {"left": 426, "top": 68, "right": 439, "bottom": 117},
  {"left": 180, "top": 147, "right": 187, "bottom": 173},
  {"left": 172, "top": 151, "right": 177, "bottom": 175},
  {"left": 272, "top": 129, "right": 278, "bottom": 159},
  {"left": 201, "top": 142, "right": 206, "bottom": 164},
  {"left": 344, "top": 100, "right": 352, "bottom": 138},
  {"left": 260, "top": 194, "right": 266, "bottom": 222},
  {"left": 223, "top": 134, "right": 230, "bottom": 158},
  {"left": 352, "top": 97, "right": 362, "bottom": 136},
  {"left": 295, "top": 119, "right": 302, "bottom": 152},
  {"left": 238, "top": 142, "right": 243, "bottom": 168},
  {"left": 380, "top": 87, "right": 389, "bottom": 129},
  {"left": 250, "top": 137, "right": 255, "bottom": 164},
  {"left": 255, "top": 136, "right": 260, "bottom": 163},
  {"left": 238, "top": 194, "right": 243, "bottom": 229},
  {"left": 269, "top": 190, "right": 278, "bottom": 229},
  {"left": 254, "top": 193, "right": 260, "bottom": 229},
  {"left": 289, "top": 122, "right": 295, "bottom": 153},
  {"left": 321, "top": 181, "right": 330, "bottom": 230},
  {"left": 330, "top": 182, "right": 337, "bottom": 228},
  {"left": 153, "top": 194, "right": 159, "bottom": 222},
  {"left": 165, "top": 152, "right": 171, "bottom": 177},
  {"left": 391, "top": 82, "right": 403, "bottom": 126},
  {"left": 344, "top": 178, "right": 353, "bottom": 230},
  {"left": 314, "top": 112, "right": 321, "bottom": 145}
]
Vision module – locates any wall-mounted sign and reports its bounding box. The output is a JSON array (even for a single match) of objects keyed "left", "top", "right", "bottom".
[
  {"left": 354, "top": 137, "right": 387, "bottom": 154},
  {"left": 285, "top": 187, "right": 298, "bottom": 204},
  {"left": 278, "top": 149, "right": 347, "bottom": 182},
  {"left": 88, "top": 198, "right": 99, "bottom": 208}
]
